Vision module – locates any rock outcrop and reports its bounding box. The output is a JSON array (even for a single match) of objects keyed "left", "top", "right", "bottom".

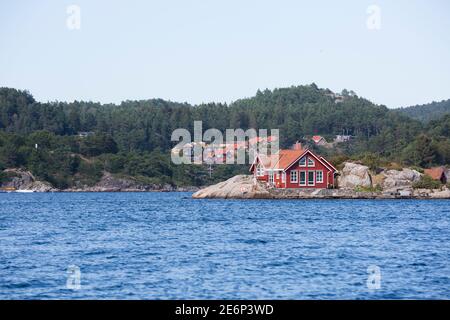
[
  {"left": 429, "top": 188, "right": 450, "bottom": 198},
  {"left": 29, "top": 181, "right": 56, "bottom": 192},
  {"left": 337, "top": 162, "right": 371, "bottom": 189},
  {"left": 65, "top": 172, "right": 197, "bottom": 192},
  {"left": 0, "top": 169, "right": 55, "bottom": 192},
  {"left": 1, "top": 169, "right": 198, "bottom": 192},
  {"left": 192, "top": 175, "right": 271, "bottom": 199},
  {"left": 66, "top": 172, "right": 175, "bottom": 192},
  {"left": 338, "top": 163, "right": 422, "bottom": 190},
  {"left": 381, "top": 168, "right": 422, "bottom": 189}
]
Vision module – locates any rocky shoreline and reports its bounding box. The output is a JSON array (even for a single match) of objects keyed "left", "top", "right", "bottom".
[
  {"left": 2, "top": 163, "right": 449, "bottom": 198},
  {"left": 192, "top": 163, "right": 450, "bottom": 200},
  {"left": 0, "top": 169, "right": 199, "bottom": 193}
]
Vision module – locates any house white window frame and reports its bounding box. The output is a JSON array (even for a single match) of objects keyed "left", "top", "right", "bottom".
[
  {"left": 256, "top": 164, "right": 264, "bottom": 177},
  {"left": 316, "top": 170, "right": 323, "bottom": 183},
  {"left": 290, "top": 170, "right": 298, "bottom": 183},
  {"left": 281, "top": 172, "right": 286, "bottom": 183},
  {"left": 299, "top": 170, "right": 307, "bottom": 186},
  {"left": 307, "top": 158, "right": 315, "bottom": 167},
  {"left": 268, "top": 171, "right": 274, "bottom": 184},
  {"left": 299, "top": 157, "right": 307, "bottom": 167},
  {"left": 308, "top": 170, "right": 315, "bottom": 186}
]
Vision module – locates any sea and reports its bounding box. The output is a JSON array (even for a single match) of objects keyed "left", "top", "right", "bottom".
[{"left": 1, "top": 192, "right": 449, "bottom": 299}]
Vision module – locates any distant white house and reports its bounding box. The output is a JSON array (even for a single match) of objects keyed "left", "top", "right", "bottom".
[
  {"left": 77, "top": 131, "right": 94, "bottom": 138},
  {"left": 325, "top": 92, "right": 346, "bottom": 104},
  {"left": 334, "top": 135, "right": 352, "bottom": 143}
]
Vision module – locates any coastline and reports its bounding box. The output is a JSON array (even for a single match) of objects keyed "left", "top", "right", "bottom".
[
  {"left": 1, "top": 187, "right": 200, "bottom": 193},
  {"left": 0, "top": 169, "right": 201, "bottom": 193},
  {"left": 3, "top": 188, "right": 450, "bottom": 199},
  {"left": 191, "top": 175, "right": 450, "bottom": 200},
  {"left": 2, "top": 167, "right": 449, "bottom": 198}
]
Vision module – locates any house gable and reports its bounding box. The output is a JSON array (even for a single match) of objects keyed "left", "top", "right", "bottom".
[{"left": 284, "top": 149, "right": 336, "bottom": 173}]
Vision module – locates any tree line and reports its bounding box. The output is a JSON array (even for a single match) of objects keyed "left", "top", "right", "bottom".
[{"left": 1, "top": 85, "right": 449, "bottom": 188}]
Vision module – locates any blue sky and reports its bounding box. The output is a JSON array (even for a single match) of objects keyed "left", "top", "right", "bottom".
[{"left": 0, "top": 0, "right": 449, "bottom": 107}]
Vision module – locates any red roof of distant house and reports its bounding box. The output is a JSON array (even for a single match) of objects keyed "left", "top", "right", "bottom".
[
  {"left": 424, "top": 167, "right": 446, "bottom": 180},
  {"left": 312, "top": 135, "right": 325, "bottom": 143}
]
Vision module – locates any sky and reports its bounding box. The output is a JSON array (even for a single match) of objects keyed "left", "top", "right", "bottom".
[{"left": 0, "top": 0, "right": 449, "bottom": 108}]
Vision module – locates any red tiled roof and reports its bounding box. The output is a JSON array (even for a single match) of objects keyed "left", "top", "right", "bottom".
[
  {"left": 251, "top": 147, "right": 337, "bottom": 173},
  {"left": 312, "top": 135, "right": 324, "bottom": 143},
  {"left": 424, "top": 167, "right": 446, "bottom": 180},
  {"left": 257, "top": 149, "right": 306, "bottom": 170}
]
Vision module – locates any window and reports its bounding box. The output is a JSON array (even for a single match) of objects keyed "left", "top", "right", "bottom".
[
  {"left": 299, "top": 157, "right": 306, "bottom": 166},
  {"left": 307, "top": 158, "right": 315, "bottom": 167},
  {"left": 316, "top": 170, "right": 323, "bottom": 183},
  {"left": 299, "top": 171, "right": 306, "bottom": 185},
  {"left": 290, "top": 170, "right": 298, "bottom": 183},
  {"left": 269, "top": 172, "right": 274, "bottom": 184},
  {"left": 282, "top": 172, "right": 286, "bottom": 183},
  {"left": 308, "top": 171, "right": 315, "bottom": 186},
  {"left": 256, "top": 164, "right": 264, "bottom": 176}
]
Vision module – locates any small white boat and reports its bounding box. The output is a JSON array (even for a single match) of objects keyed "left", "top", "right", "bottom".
[{"left": 15, "top": 190, "right": 35, "bottom": 193}]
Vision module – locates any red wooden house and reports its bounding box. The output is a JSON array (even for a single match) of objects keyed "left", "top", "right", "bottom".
[{"left": 249, "top": 143, "right": 337, "bottom": 189}]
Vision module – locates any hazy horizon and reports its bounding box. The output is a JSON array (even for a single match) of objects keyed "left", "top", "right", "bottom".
[{"left": 1, "top": 0, "right": 449, "bottom": 108}]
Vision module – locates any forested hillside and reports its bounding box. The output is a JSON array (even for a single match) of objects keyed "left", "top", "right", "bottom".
[
  {"left": 397, "top": 99, "right": 450, "bottom": 122},
  {"left": 1, "top": 85, "right": 449, "bottom": 188}
]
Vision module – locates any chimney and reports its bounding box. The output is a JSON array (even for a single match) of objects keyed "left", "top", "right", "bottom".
[{"left": 293, "top": 141, "right": 302, "bottom": 150}]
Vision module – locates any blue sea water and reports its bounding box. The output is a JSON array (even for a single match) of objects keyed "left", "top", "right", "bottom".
[{"left": 0, "top": 192, "right": 449, "bottom": 299}]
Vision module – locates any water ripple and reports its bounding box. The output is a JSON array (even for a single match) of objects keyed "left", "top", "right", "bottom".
[{"left": 0, "top": 193, "right": 449, "bottom": 299}]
